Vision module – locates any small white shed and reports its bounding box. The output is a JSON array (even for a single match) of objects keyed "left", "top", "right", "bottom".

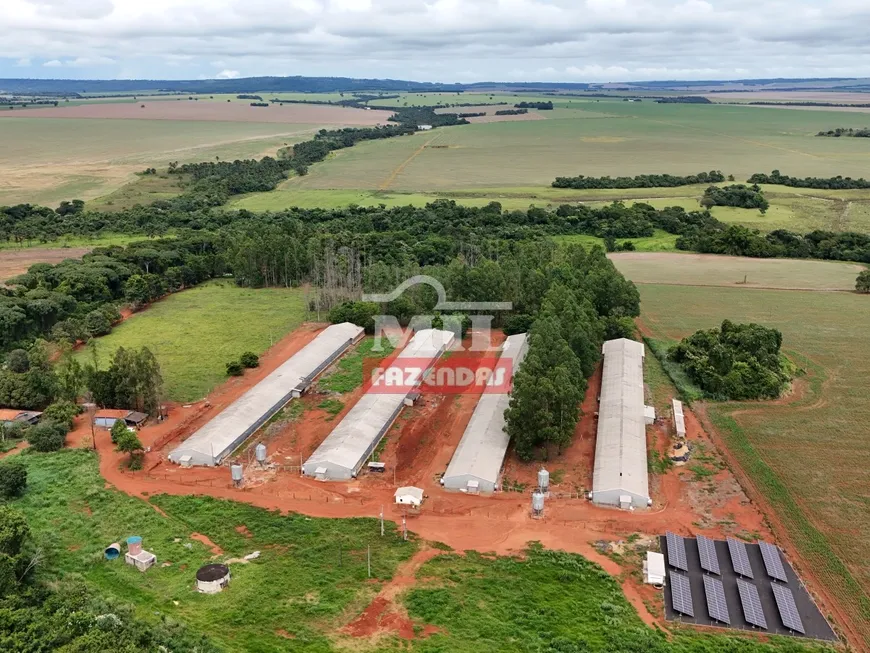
[
  {"left": 395, "top": 486, "right": 424, "bottom": 507},
  {"left": 644, "top": 405, "right": 656, "bottom": 425},
  {"left": 644, "top": 551, "right": 666, "bottom": 585}
]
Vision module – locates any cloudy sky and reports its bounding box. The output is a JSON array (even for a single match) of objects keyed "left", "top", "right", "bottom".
[{"left": 2, "top": 0, "right": 869, "bottom": 83}]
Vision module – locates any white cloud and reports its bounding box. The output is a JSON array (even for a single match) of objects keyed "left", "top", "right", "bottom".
[
  {"left": 15, "top": 57, "right": 31, "bottom": 66},
  {"left": 215, "top": 69, "right": 240, "bottom": 79},
  {"left": 1, "top": 0, "right": 869, "bottom": 81}
]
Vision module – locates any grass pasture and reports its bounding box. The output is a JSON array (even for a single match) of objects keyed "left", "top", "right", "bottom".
[
  {"left": 611, "top": 252, "right": 865, "bottom": 290},
  {"left": 75, "top": 281, "right": 307, "bottom": 402},
  {"left": 637, "top": 282, "right": 870, "bottom": 645}
]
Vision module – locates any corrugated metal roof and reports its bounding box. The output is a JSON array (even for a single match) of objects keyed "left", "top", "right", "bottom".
[
  {"left": 672, "top": 398, "right": 686, "bottom": 437},
  {"left": 0, "top": 409, "right": 24, "bottom": 421},
  {"left": 169, "top": 322, "right": 364, "bottom": 466},
  {"left": 303, "top": 328, "right": 455, "bottom": 480},
  {"left": 592, "top": 338, "right": 650, "bottom": 507},
  {"left": 441, "top": 333, "right": 529, "bottom": 492},
  {"left": 95, "top": 409, "right": 132, "bottom": 419}
]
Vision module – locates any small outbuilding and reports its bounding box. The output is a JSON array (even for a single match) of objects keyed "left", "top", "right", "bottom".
[
  {"left": 394, "top": 486, "right": 424, "bottom": 508},
  {"left": 644, "top": 405, "right": 656, "bottom": 425},
  {"left": 196, "top": 563, "right": 231, "bottom": 594},
  {"left": 0, "top": 409, "right": 42, "bottom": 426},
  {"left": 94, "top": 409, "right": 148, "bottom": 429},
  {"left": 644, "top": 551, "right": 666, "bottom": 585}
]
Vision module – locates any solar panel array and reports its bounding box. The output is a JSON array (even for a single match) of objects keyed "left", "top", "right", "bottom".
[
  {"left": 702, "top": 575, "right": 731, "bottom": 624},
  {"left": 758, "top": 540, "right": 788, "bottom": 582},
  {"left": 771, "top": 583, "right": 805, "bottom": 634},
  {"left": 736, "top": 578, "right": 768, "bottom": 629},
  {"left": 696, "top": 534, "right": 720, "bottom": 575},
  {"left": 727, "top": 537, "right": 754, "bottom": 578},
  {"left": 666, "top": 531, "right": 688, "bottom": 571},
  {"left": 670, "top": 572, "right": 694, "bottom": 617}
]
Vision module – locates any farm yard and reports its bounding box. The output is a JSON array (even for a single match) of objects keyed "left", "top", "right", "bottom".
[{"left": 629, "top": 273, "right": 870, "bottom": 645}]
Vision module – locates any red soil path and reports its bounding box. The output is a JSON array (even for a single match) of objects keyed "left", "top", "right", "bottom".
[{"left": 63, "top": 323, "right": 843, "bottom": 644}]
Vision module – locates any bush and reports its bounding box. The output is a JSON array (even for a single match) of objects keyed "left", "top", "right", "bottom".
[
  {"left": 110, "top": 419, "right": 129, "bottom": 445},
  {"left": 26, "top": 421, "right": 68, "bottom": 452},
  {"left": 41, "top": 400, "right": 82, "bottom": 431},
  {"left": 5, "top": 350, "right": 29, "bottom": 373},
  {"left": 226, "top": 361, "right": 244, "bottom": 376},
  {"left": 0, "top": 460, "right": 27, "bottom": 498},
  {"left": 240, "top": 352, "right": 260, "bottom": 368},
  {"left": 857, "top": 269, "right": 870, "bottom": 293}
]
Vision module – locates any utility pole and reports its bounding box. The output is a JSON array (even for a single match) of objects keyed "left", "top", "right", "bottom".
[
  {"left": 380, "top": 505, "right": 384, "bottom": 537},
  {"left": 338, "top": 544, "right": 342, "bottom": 567},
  {"left": 402, "top": 514, "right": 407, "bottom": 541},
  {"left": 367, "top": 545, "right": 371, "bottom": 578}
]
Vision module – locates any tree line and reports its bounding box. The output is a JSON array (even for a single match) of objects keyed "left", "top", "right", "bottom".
[
  {"left": 495, "top": 109, "right": 528, "bottom": 115},
  {"left": 514, "top": 101, "right": 553, "bottom": 110},
  {"left": 553, "top": 171, "right": 726, "bottom": 189},
  {"left": 655, "top": 96, "right": 712, "bottom": 104},
  {"left": 748, "top": 170, "right": 870, "bottom": 190},
  {"left": 817, "top": 128, "right": 870, "bottom": 138},
  {"left": 701, "top": 184, "right": 769, "bottom": 213}
]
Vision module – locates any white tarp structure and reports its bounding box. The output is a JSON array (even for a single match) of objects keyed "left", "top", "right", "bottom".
[
  {"left": 591, "top": 338, "right": 651, "bottom": 508},
  {"left": 395, "top": 486, "right": 424, "bottom": 506},
  {"left": 672, "top": 398, "right": 686, "bottom": 438},
  {"left": 441, "top": 333, "right": 529, "bottom": 493},
  {"left": 644, "top": 551, "right": 666, "bottom": 585},
  {"left": 303, "top": 328, "right": 455, "bottom": 481},
  {"left": 169, "top": 323, "right": 364, "bottom": 466}
]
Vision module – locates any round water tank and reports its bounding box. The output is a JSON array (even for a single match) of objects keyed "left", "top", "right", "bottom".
[
  {"left": 532, "top": 492, "right": 545, "bottom": 512},
  {"left": 230, "top": 464, "right": 243, "bottom": 482},
  {"left": 196, "top": 563, "right": 231, "bottom": 594},
  {"left": 537, "top": 468, "right": 549, "bottom": 492},
  {"left": 255, "top": 443, "right": 267, "bottom": 463},
  {"left": 126, "top": 536, "right": 143, "bottom": 556},
  {"left": 105, "top": 542, "right": 121, "bottom": 560}
]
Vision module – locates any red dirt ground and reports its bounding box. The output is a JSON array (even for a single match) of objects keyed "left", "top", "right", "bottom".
[
  {"left": 190, "top": 532, "right": 223, "bottom": 555},
  {"left": 0, "top": 247, "right": 92, "bottom": 282},
  {"left": 0, "top": 102, "right": 393, "bottom": 126},
  {"left": 66, "top": 321, "right": 846, "bottom": 645}
]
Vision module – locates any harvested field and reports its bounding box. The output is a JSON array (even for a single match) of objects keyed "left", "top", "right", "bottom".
[
  {"left": 609, "top": 252, "right": 864, "bottom": 290},
  {"left": 466, "top": 111, "right": 549, "bottom": 123},
  {"left": 0, "top": 246, "right": 91, "bottom": 281},
  {"left": 0, "top": 101, "right": 393, "bottom": 125},
  {"left": 637, "top": 283, "right": 870, "bottom": 647},
  {"left": 708, "top": 91, "right": 870, "bottom": 103}
]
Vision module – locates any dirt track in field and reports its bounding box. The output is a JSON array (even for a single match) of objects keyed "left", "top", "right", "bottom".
[
  {"left": 0, "top": 246, "right": 92, "bottom": 281},
  {"left": 0, "top": 101, "right": 394, "bottom": 125}
]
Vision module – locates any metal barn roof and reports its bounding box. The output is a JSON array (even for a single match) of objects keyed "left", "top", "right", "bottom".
[
  {"left": 303, "top": 328, "right": 455, "bottom": 480},
  {"left": 441, "top": 333, "right": 529, "bottom": 493},
  {"left": 591, "top": 338, "right": 650, "bottom": 508},
  {"left": 168, "top": 322, "right": 364, "bottom": 466}
]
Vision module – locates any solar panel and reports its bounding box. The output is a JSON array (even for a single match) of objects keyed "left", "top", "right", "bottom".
[
  {"left": 727, "top": 537, "right": 754, "bottom": 578},
  {"left": 736, "top": 578, "right": 768, "bottom": 629},
  {"left": 670, "top": 571, "right": 694, "bottom": 617},
  {"left": 666, "top": 531, "right": 688, "bottom": 571},
  {"left": 757, "top": 540, "right": 788, "bottom": 582},
  {"left": 703, "top": 575, "right": 731, "bottom": 624},
  {"left": 771, "top": 583, "right": 805, "bottom": 634},
  {"left": 696, "top": 535, "right": 721, "bottom": 575}
]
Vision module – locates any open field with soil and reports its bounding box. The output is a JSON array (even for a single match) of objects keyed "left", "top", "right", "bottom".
[
  {"left": 277, "top": 101, "right": 870, "bottom": 193},
  {"left": 610, "top": 252, "right": 865, "bottom": 290},
  {"left": 636, "top": 283, "right": 870, "bottom": 646},
  {"left": 74, "top": 281, "right": 307, "bottom": 402},
  {"left": 0, "top": 246, "right": 92, "bottom": 282}
]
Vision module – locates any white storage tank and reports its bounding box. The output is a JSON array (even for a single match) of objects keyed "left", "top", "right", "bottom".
[
  {"left": 230, "top": 464, "right": 243, "bottom": 486},
  {"left": 537, "top": 468, "right": 550, "bottom": 493},
  {"left": 196, "top": 564, "right": 231, "bottom": 594},
  {"left": 255, "top": 443, "right": 267, "bottom": 464}
]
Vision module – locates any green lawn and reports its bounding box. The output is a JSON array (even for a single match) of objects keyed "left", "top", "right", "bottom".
[
  {"left": 637, "top": 283, "right": 870, "bottom": 646},
  {"left": 75, "top": 281, "right": 308, "bottom": 402},
  {"left": 555, "top": 229, "right": 679, "bottom": 252},
  {"left": 0, "top": 232, "right": 154, "bottom": 250}
]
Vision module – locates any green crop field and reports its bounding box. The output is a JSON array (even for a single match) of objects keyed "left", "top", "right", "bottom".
[
  {"left": 610, "top": 252, "right": 865, "bottom": 290},
  {"left": 7, "top": 450, "right": 830, "bottom": 653},
  {"left": 74, "top": 281, "right": 308, "bottom": 402},
  {"left": 636, "top": 282, "right": 870, "bottom": 645}
]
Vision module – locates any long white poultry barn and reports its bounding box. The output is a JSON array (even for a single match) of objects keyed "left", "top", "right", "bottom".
[
  {"left": 303, "top": 328, "right": 455, "bottom": 481},
  {"left": 168, "top": 322, "right": 364, "bottom": 466},
  {"left": 591, "top": 338, "right": 652, "bottom": 509},
  {"left": 441, "top": 333, "right": 529, "bottom": 493}
]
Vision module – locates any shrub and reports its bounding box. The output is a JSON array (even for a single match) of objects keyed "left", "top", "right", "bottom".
[
  {"left": 240, "top": 352, "right": 260, "bottom": 368},
  {"left": 0, "top": 460, "right": 27, "bottom": 498},
  {"left": 226, "top": 361, "right": 244, "bottom": 376},
  {"left": 41, "top": 400, "right": 82, "bottom": 431},
  {"left": 110, "top": 419, "right": 129, "bottom": 445},
  {"left": 26, "top": 421, "right": 68, "bottom": 452},
  {"left": 857, "top": 269, "right": 870, "bottom": 294},
  {"left": 5, "top": 350, "right": 29, "bottom": 373}
]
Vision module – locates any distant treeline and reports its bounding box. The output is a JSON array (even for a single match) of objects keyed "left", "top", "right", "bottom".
[
  {"left": 817, "top": 128, "right": 870, "bottom": 138},
  {"left": 455, "top": 112, "right": 486, "bottom": 118},
  {"left": 701, "top": 184, "right": 769, "bottom": 213},
  {"left": 748, "top": 101, "right": 870, "bottom": 108},
  {"left": 237, "top": 94, "right": 263, "bottom": 100},
  {"left": 495, "top": 109, "right": 527, "bottom": 116},
  {"left": 655, "top": 96, "right": 712, "bottom": 104},
  {"left": 249, "top": 102, "right": 269, "bottom": 107},
  {"left": 552, "top": 171, "right": 726, "bottom": 189},
  {"left": 514, "top": 101, "right": 553, "bottom": 110},
  {"left": 748, "top": 170, "right": 870, "bottom": 190}
]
